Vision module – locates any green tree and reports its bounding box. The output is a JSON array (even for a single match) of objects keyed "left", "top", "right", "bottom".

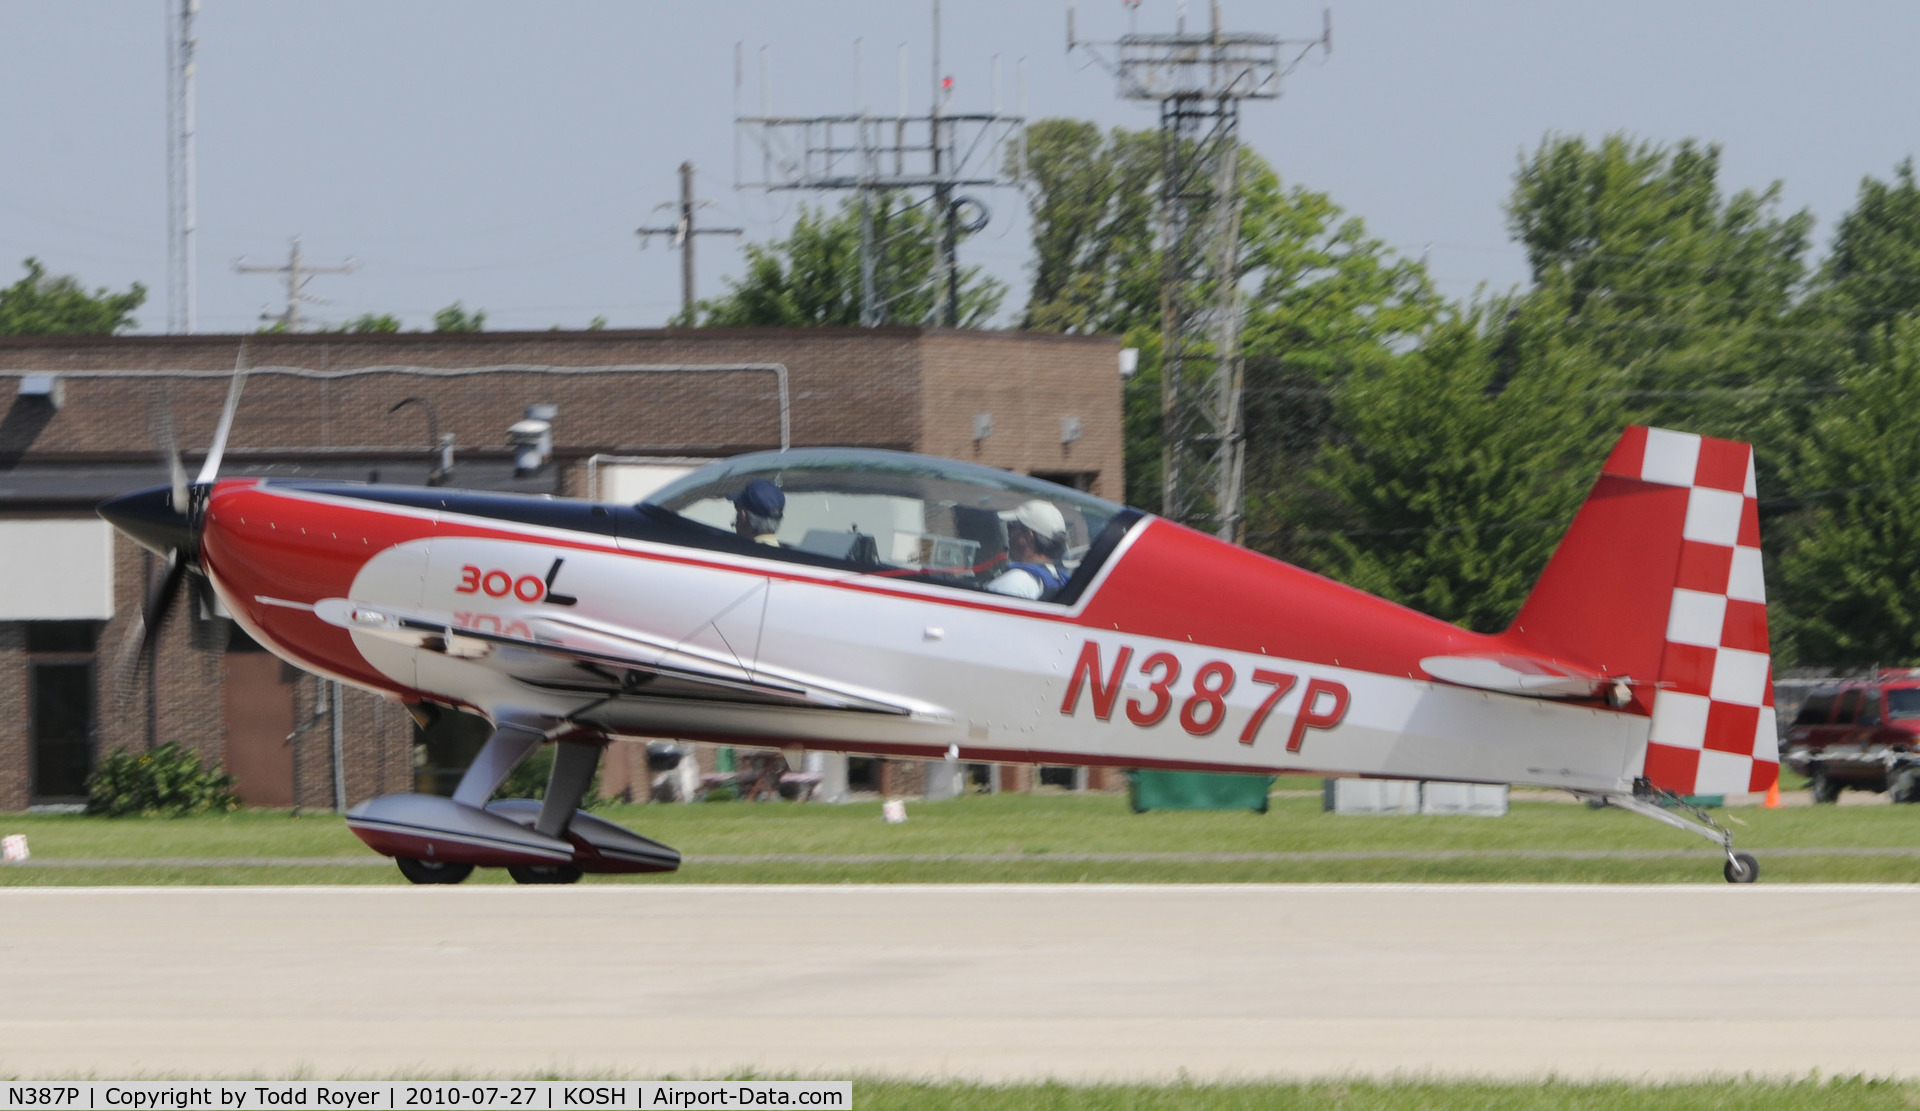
[
  {"left": 1018, "top": 119, "right": 1436, "bottom": 520},
  {"left": 1301, "top": 301, "right": 1624, "bottom": 631},
  {"left": 1507, "top": 134, "right": 1813, "bottom": 440},
  {"left": 338, "top": 312, "right": 402, "bottom": 333},
  {"left": 1299, "top": 134, "right": 1815, "bottom": 630},
  {"left": 433, "top": 302, "right": 486, "bottom": 332},
  {"left": 1815, "top": 159, "right": 1920, "bottom": 353},
  {"left": 1776, "top": 318, "right": 1920, "bottom": 667},
  {"left": 1019, "top": 119, "right": 1162, "bottom": 336},
  {"left": 691, "top": 193, "right": 1005, "bottom": 328},
  {"left": 0, "top": 257, "right": 146, "bottom": 336}
]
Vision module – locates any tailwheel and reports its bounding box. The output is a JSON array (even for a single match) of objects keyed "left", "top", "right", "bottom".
[
  {"left": 396, "top": 857, "right": 474, "bottom": 885},
  {"left": 508, "top": 863, "right": 584, "bottom": 885},
  {"left": 1724, "top": 851, "right": 1760, "bottom": 884}
]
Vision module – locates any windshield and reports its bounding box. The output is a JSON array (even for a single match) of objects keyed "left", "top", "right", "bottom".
[
  {"left": 1887, "top": 689, "right": 1920, "bottom": 721},
  {"left": 642, "top": 448, "right": 1131, "bottom": 602}
]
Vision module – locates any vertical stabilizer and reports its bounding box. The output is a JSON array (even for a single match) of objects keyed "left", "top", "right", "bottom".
[{"left": 1509, "top": 427, "right": 1778, "bottom": 795}]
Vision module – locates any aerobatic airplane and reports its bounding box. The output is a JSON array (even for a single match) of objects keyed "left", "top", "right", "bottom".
[{"left": 100, "top": 372, "right": 1777, "bottom": 884}]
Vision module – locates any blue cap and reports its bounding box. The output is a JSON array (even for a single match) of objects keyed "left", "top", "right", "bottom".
[{"left": 732, "top": 478, "right": 785, "bottom": 518}]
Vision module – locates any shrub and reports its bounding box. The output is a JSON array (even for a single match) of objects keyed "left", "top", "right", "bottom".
[{"left": 86, "top": 743, "right": 239, "bottom": 817}]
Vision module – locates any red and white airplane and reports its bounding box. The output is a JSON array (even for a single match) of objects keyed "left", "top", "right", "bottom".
[{"left": 101, "top": 374, "right": 1778, "bottom": 884}]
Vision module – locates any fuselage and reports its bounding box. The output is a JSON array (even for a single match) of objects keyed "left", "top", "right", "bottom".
[{"left": 193, "top": 476, "right": 1649, "bottom": 793}]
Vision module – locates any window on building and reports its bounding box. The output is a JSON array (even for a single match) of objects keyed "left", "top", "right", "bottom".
[
  {"left": 27, "top": 621, "right": 99, "bottom": 802},
  {"left": 31, "top": 663, "right": 94, "bottom": 800}
]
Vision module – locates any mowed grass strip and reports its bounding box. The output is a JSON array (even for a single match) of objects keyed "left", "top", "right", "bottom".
[{"left": 4, "top": 790, "right": 1920, "bottom": 884}]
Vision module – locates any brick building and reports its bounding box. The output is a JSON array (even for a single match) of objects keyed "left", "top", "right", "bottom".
[{"left": 0, "top": 327, "right": 1124, "bottom": 811}]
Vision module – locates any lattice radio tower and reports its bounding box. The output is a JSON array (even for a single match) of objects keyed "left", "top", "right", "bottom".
[
  {"left": 1071, "top": 1, "right": 1327, "bottom": 541},
  {"left": 734, "top": 1, "right": 1026, "bottom": 327}
]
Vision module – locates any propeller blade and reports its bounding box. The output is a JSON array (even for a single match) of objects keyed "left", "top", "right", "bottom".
[
  {"left": 113, "top": 551, "right": 186, "bottom": 693},
  {"left": 153, "top": 407, "right": 190, "bottom": 513},
  {"left": 196, "top": 346, "right": 249, "bottom": 485},
  {"left": 142, "top": 552, "right": 188, "bottom": 658}
]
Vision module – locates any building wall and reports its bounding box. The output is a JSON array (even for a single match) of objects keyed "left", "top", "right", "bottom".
[{"left": 919, "top": 330, "right": 1125, "bottom": 501}]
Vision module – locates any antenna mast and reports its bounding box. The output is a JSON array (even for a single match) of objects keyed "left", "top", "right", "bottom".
[
  {"left": 734, "top": 2, "right": 1025, "bottom": 327},
  {"left": 1070, "top": 1, "right": 1328, "bottom": 542},
  {"left": 166, "top": 0, "right": 199, "bottom": 334}
]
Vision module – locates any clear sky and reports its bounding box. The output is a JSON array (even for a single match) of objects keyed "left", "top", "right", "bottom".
[{"left": 2, "top": 1, "right": 1916, "bottom": 334}]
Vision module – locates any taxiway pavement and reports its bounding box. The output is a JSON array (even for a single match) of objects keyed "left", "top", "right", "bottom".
[{"left": 0, "top": 884, "right": 1905, "bottom": 1080}]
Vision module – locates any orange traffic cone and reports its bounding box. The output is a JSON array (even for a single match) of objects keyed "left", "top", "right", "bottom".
[{"left": 1765, "top": 780, "right": 1781, "bottom": 808}]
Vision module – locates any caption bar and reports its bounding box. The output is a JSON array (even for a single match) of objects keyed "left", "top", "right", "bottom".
[{"left": 0, "top": 1084, "right": 851, "bottom": 1111}]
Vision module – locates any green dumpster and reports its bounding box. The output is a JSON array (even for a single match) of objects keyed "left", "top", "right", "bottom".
[{"left": 1128, "top": 769, "right": 1274, "bottom": 813}]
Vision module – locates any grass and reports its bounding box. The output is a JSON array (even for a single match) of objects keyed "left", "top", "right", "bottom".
[{"left": 6, "top": 789, "right": 1920, "bottom": 885}]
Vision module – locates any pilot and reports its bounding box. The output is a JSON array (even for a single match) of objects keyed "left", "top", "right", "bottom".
[
  {"left": 731, "top": 479, "right": 785, "bottom": 546},
  {"left": 985, "top": 500, "right": 1070, "bottom": 600}
]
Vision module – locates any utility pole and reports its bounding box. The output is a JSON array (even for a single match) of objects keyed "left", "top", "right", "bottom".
[
  {"left": 1070, "top": 1, "right": 1328, "bottom": 543},
  {"left": 165, "top": 0, "right": 198, "bottom": 334},
  {"left": 734, "top": 2, "right": 1024, "bottom": 327},
  {"left": 636, "top": 162, "right": 742, "bottom": 320},
  {"left": 233, "top": 237, "right": 355, "bottom": 333}
]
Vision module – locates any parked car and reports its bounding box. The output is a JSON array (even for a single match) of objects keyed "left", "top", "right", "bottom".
[{"left": 1782, "top": 671, "right": 1920, "bottom": 802}]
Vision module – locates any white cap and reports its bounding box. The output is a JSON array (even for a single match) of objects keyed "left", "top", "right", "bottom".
[{"left": 998, "top": 499, "right": 1069, "bottom": 543}]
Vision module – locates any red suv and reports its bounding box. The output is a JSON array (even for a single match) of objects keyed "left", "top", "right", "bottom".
[{"left": 1783, "top": 671, "right": 1920, "bottom": 802}]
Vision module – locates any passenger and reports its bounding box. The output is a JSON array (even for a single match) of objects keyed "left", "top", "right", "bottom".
[
  {"left": 731, "top": 479, "right": 785, "bottom": 545},
  {"left": 985, "top": 500, "right": 1070, "bottom": 600}
]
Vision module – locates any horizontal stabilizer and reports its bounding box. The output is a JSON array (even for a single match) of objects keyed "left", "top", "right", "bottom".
[{"left": 1419, "top": 653, "right": 1608, "bottom": 699}]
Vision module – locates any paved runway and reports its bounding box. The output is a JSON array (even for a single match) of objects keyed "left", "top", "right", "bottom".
[{"left": 1, "top": 884, "right": 1912, "bottom": 1081}]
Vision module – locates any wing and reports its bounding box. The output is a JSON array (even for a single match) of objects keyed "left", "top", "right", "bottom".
[{"left": 312, "top": 598, "right": 916, "bottom": 715}]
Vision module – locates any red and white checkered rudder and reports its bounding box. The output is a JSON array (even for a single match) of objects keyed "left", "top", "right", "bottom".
[
  {"left": 1607, "top": 427, "right": 1778, "bottom": 796},
  {"left": 1505, "top": 426, "right": 1778, "bottom": 797}
]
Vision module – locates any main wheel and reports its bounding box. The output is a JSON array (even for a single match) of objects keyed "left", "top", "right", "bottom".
[
  {"left": 508, "top": 863, "right": 584, "bottom": 885},
  {"left": 1723, "top": 851, "right": 1759, "bottom": 884},
  {"left": 1809, "top": 767, "right": 1842, "bottom": 804},
  {"left": 396, "top": 857, "right": 474, "bottom": 885}
]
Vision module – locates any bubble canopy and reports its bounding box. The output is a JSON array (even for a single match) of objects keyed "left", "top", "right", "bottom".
[{"left": 642, "top": 448, "right": 1138, "bottom": 604}]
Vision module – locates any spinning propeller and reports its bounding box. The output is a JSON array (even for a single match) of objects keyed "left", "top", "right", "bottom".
[{"left": 101, "top": 353, "right": 249, "bottom": 688}]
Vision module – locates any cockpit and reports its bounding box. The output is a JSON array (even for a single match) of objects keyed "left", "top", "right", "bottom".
[{"left": 640, "top": 448, "right": 1139, "bottom": 605}]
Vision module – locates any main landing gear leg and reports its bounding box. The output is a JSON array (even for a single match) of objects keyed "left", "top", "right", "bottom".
[
  {"left": 1579, "top": 788, "right": 1760, "bottom": 884},
  {"left": 392, "top": 716, "right": 545, "bottom": 886},
  {"left": 507, "top": 737, "right": 602, "bottom": 886}
]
